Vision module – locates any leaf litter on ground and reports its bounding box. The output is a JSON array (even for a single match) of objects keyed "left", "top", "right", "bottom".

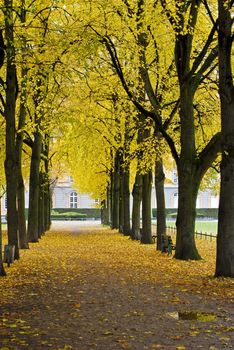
[{"left": 0, "top": 225, "right": 233, "bottom": 350}]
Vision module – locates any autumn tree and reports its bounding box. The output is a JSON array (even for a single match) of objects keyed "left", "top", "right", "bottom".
[
  {"left": 2, "top": 0, "right": 19, "bottom": 259},
  {"left": 90, "top": 0, "right": 222, "bottom": 259},
  {"left": 215, "top": 0, "right": 234, "bottom": 277}
]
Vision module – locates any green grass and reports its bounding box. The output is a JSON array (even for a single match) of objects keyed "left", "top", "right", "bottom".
[{"left": 166, "top": 220, "right": 218, "bottom": 235}]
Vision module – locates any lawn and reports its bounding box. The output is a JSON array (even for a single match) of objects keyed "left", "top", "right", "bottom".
[{"left": 166, "top": 220, "right": 218, "bottom": 234}]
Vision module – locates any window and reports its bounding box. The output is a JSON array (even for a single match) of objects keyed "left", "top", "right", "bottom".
[
  {"left": 68, "top": 176, "right": 73, "bottom": 183},
  {"left": 4, "top": 196, "right": 7, "bottom": 209},
  {"left": 70, "top": 191, "right": 78, "bottom": 208}
]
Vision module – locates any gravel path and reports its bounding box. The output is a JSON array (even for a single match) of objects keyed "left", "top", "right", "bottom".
[{"left": 0, "top": 223, "right": 233, "bottom": 350}]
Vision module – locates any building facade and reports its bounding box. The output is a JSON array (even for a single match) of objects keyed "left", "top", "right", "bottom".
[{"left": 0, "top": 174, "right": 219, "bottom": 216}]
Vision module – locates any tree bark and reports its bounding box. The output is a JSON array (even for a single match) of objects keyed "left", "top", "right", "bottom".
[
  {"left": 175, "top": 163, "right": 201, "bottom": 259},
  {"left": 27, "top": 131, "right": 42, "bottom": 242},
  {"left": 174, "top": 78, "right": 201, "bottom": 260},
  {"left": 16, "top": 0, "right": 28, "bottom": 249},
  {"left": 16, "top": 73, "right": 28, "bottom": 248},
  {"left": 131, "top": 172, "right": 142, "bottom": 240},
  {"left": 122, "top": 166, "right": 130, "bottom": 235},
  {"left": 4, "top": 0, "right": 19, "bottom": 259},
  {"left": 17, "top": 173, "right": 28, "bottom": 248},
  {"left": 44, "top": 179, "right": 51, "bottom": 231},
  {"left": 215, "top": 0, "right": 234, "bottom": 277},
  {"left": 38, "top": 171, "right": 45, "bottom": 238},
  {"left": 111, "top": 151, "right": 120, "bottom": 229},
  {"left": 106, "top": 184, "right": 111, "bottom": 226},
  {"left": 43, "top": 135, "right": 51, "bottom": 232},
  {"left": 141, "top": 170, "right": 152, "bottom": 244},
  {"left": 0, "top": 196, "right": 6, "bottom": 276},
  {"left": 155, "top": 159, "right": 166, "bottom": 250},
  {"left": 119, "top": 150, "right": 124, "bottom": 233}
]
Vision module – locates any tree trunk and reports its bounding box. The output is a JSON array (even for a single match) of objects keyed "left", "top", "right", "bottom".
[
  {"left": 16, "top": 2, "right": 28, "bottom": 249},
  {"left": 106, "top": 184, "right": 111, "bottom": 226},
  {"left": 4, "top": 0, "right": 19, "bottom": 259},
  {"left": 101, "top": 184, "right": 111, "bottom": 226},
  {"left": 16, "top": 71, "right": 28, "bottom": 249},
  {"left": 141, "top": 170, "right": 152, "bottom": 244},
  {"left": 43, "top": 135, "right": 51, "bottom": 232},
  {"left": 17, "top": 174, "right": 28, "bottom": 249},
  {"left": 215, "top": 0, "right": 234, "bottom": 277},
  {"left": 38, "top": 171, "right": 45, "bottom": 238},
  {"left": 174, "top": 37, "right": 201, "bottom": 259},
  {"left": 119, "top": 151, "right": 124, "bottom": 233},
  {"left": 0, "top": 197, "right": 6, "bottom": 276},
  {"left": 175, "top": 163, "right": 201, "bottom": 260},
  {"left": 101, "top": 200, "right": 107, "bottom": 225},
  {"left": 155, "top": 160, "right": 166, "bottom": 251},
  {"left": 122, "top": 166, "right": 130, "bottom": 235},
  {"left": 27, "top": 131, "right": 42, "bottom": 242},
  {"left": 111, "top": 151, "right": 120, "bottom": 229},
  {"left": 44, "top": 179, "right": 51, "bottom": 231},
  {"left": 131, "top": 172, "right": 142, "bottom": 240}
]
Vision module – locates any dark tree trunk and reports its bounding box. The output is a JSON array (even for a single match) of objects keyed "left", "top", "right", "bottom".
[
  {"left": 155, "top": 160, "right": 166, "bottom": 251},
  {"left": 17, "top": 173, "right": 28, "bottom": 248},
  {"left": 110, "top": 170, "right": 114, "bottom": 227},
  {"left": 4, "top": 0, "right": 19, "bottom": 259},
  {"left": 0, "top": 197, "right": 6, "bottom": 276},
  {"left": 122, "top": 166, "right": 130, "bottom": 235},
  {"left": 131, "top": 172, "right": 142, "bottom": 240},
  {"left": 101, "top": 184, "right": 111, "bottom": 225},
  {"left": 43, "top": 135, "right": 51, "bottom": 232},
  {"left": 106, "top": 184, "right": 111, "bottom": 226},
  {"left": 44, "top": 180, "right": 51, "bottom": 231},
  {"left": 215, "top": 0, "right": 234, "bottom": 277},
  {"left": 16, "top": 2, "right": 28, "bottom": 249},
  {"left": 111, "top": 151, "right": 120, "bottom": 229},
  {"left": 16, "top": 76, "right": 28, "bottom": 249},
  {"left": 38, "top": 171, "right": 45, "bottom": 238},
  {"left": 101, "top": 200, "right": 107, "bottom": 225},
  {"left": 27, "top": 131, "right": 42, "bottom": 242},
  {"left": 119, "top": 150, "right": 124, "bottom": 233},
  {"left": 141, "top": 170, "right": 152, "bottom": 244},
  {"left": 174, "top": 31, "right": 201, "bottom": 259},
  {"left": 175, "top": 164, "right": 201, "bottom": 260}
]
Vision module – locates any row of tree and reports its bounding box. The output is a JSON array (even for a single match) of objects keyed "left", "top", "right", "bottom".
[
  {"left": 62, "top": 0, "right": 233, "bottom": 277},
  {"left": 0, "top": 1, "right": 233, "bottom": 277}
]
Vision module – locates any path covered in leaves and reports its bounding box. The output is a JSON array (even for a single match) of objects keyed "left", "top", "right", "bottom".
[{"left": 0, "top": 222, "right": 233, "bottom": 350}]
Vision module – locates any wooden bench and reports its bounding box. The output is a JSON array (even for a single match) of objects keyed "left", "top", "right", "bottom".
[
  {"left": 4, "top": 245, "right": 15, "bottom": 267},
  {"left": 161, "top": 235, "right": 175, "bottom": 255}
]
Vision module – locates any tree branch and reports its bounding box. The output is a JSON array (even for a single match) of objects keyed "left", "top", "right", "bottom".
[
  {"left": 197, "top": 132, "right": 221, "bottom": 179},
  {"left": 190, "top": 22, "right": 217, "bottom": 78},
  {"left": 89, "top": 26, "right": 179, "bottom": 164}
]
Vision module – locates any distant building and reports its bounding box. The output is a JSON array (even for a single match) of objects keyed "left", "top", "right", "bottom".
[
  {"left": 51, "top": 176, "right": 97, "bottom": 209},
  {"left": 0, "top": 173, "right": 219, "bottom": 217}
]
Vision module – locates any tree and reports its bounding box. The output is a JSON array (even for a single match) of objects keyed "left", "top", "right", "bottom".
[
  {"left": 215, "top": 0, "right": 234, "bottom": 277},
  {"left": 91, "top": 0, "right": 221, "bottom": 259},
  {"left": 16, "top": 0, "right": 28, "bottom": 249},
  {"left": 3, "top": 0, "right": 20, "bottom": 259},
  {"left": 0, "top": 187, "right": 6, "bottom": 276}
]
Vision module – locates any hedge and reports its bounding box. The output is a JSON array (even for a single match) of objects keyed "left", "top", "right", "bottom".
[
  {"left": 51, "top": 208, "right": 101, "bottom": 219},
  {"left": 152, "top": 208, "right": 218, "bottom": 219}
]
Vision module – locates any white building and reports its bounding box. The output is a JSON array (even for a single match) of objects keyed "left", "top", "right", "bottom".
[
  {"left": 0, "top": 174, "right": 219, "bottom": 217},
  {"left": 51, "top": 176, "right": 98, "bottom": 209}
]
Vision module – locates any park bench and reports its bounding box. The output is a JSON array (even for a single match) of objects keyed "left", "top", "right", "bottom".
[
  {"left": 3, "top": 244, "right": 15, "bottom": 267},
  {"left": 161, "top": 235, "right": 175, "bottom": 255}
]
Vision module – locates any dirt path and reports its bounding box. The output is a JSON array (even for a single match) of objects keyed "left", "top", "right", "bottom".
[{"left": 0, "top": 223, "right": 233, "bottom": 349}]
